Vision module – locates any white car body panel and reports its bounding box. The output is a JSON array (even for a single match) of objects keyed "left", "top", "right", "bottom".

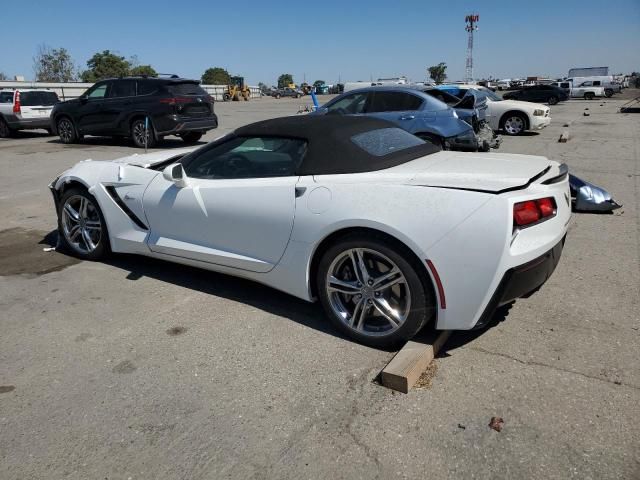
[{"left": 51, "top": 147, "right": 570, "bottom": 331}]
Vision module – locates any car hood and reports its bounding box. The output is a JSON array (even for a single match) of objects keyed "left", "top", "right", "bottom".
[
  {"left": 109, "top": 147, "right": 198, "bottom": 168},
  {"left": 494, "top": 99, "right": 547, "bottom": 112},
  {"left": 404, "top": 151, "right": 556, "bottom": 192}
]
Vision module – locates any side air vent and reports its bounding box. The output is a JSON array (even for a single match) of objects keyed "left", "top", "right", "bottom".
[{"left": 105, "top": 185, "right": 148, "bottom": 230}]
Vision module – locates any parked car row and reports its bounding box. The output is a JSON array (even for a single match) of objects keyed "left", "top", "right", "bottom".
[{"left": 0, "top": 76, "right": 218, "bottom": 146}]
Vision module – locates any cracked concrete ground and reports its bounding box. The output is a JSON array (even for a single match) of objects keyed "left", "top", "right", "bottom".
[{"left": 0, "top": 95, "right": 638, "bottom": 479}]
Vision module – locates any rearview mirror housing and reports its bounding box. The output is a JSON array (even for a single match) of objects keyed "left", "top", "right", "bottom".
[{"left": 162, "top": 163, "right": 189, "bottom": 188}]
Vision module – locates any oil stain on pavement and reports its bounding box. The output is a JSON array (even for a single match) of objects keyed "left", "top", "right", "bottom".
[
  {"left": 0, "top": 228, "right": 80, "bottom": 276},
  {"left": 0, "top": 386, "right": 16, "bottom": 394}
]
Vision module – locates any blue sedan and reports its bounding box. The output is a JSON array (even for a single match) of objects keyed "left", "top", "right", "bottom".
[{"left": 312, "top": 86, "right": 480, "bottom": 151}]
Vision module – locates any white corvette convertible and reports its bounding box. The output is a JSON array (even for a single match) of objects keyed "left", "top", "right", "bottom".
[{"left": 50, "top": 116, "right": 570, "bottom": 347}]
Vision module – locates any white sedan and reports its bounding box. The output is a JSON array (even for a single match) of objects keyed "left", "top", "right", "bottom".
[
  {"left": 438, "top": 85, "right": 551, "bottom": 136},
  {"left": 49, "top": 116, "right": 570, "bottom": 347}
]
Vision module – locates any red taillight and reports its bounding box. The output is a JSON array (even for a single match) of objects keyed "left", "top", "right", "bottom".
[
  {"left": 159, "top": 97, "right": 192, "bottom": 105},
  {"left": 13, "top": 91, "right": 21, "bottom": 113},
  {"left": 513, "top": 197, "right": 556, "bottom": 227}
]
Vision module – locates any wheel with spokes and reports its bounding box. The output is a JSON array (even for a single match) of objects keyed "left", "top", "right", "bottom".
[
  {"left": 131, "top": 118, "right": 156, "bottom": 148},
  {"left": 501, "top": 113, "right": 527, "bottom": 136},
  {"left": 58, "top": 188, "right": 109, "bottom": 260},
  {"left": 317, "top": 233, "right": 435, "bottom": 348},
  {"left": 57, "top": 117, "right": 79, "bottom": 144}
]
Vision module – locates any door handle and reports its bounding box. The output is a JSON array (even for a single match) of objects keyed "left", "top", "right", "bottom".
[{"left": 399, "top": 115, "right": 415, "bottom": 120}]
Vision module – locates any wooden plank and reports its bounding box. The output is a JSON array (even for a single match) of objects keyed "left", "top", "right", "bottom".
[{"left": 381, "top": 331, "right": 451, "bottom": 393}]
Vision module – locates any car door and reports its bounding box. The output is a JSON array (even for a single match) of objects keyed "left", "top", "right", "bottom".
[
  {"left": 142, "top": 135, "right": 305, "bottom": 273},
  {"left": 364, "top": 91, "right": 426, "bottom": 133},
  {"left": 103, "top": 79, "right": 137, "bottom": 133},
  {"left": 76, "top": 81, "right": 112, "bottom": 133}
]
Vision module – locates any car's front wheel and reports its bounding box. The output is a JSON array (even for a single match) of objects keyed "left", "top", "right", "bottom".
[
  {"left": 501, "top": 113, "right": 527, "bottom": 135},
  {"left": 180, "top": 132, "right": 203, "bottom": 144},
  {"left": 316, "top": 233, "right": 435, "bottom": 348},
  {"left": 58, "top": 188, "right": 109, "bottom": 260},
  {"left": 57, "top": 117, "right": 79, "bottom": 144}
]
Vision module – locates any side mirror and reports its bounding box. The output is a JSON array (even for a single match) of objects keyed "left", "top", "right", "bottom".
[{"left": 162, "top": 163, "right": 189, "bottom": 188}]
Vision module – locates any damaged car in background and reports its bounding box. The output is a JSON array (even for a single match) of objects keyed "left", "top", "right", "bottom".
[
  {"left": 312, "top": 86, "right": 500, "bottom": 151},
  {"left": 49, "top": 116, "right": 570, "bottom": 348}
]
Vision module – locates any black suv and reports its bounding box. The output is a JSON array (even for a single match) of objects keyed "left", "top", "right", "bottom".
[
  {"left": 503, "top": 84, "right": 569, "bottom": 105},
  {"left": 51, "top": 77, "right": 218, "bottom": 147}
]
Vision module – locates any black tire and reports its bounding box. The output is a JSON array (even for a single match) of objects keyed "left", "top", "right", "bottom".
[
  {"left": 500, "top": 112, "right": 528, "bottom": 136},
  {"left": 57, "top": 187, "right": 109, "bottom": 261},
  {"left": 548, "top": 96, "right": 559, "bottom": 105},
  {"left": 416, "top": 132, "right": 445, "bottom": 150},
  {"left": 584, "top": 92, "right": 595, "bottom": 100},
  {"left": 316, "top": 232, "right": 436, "bottom": 348},
  {"left": 130, "top": 118, "right": 156, "bottom": 148},
  {"left": 56, "top": 117, "right": 79, "bottom": 144},
  {"left": 604, "top": 89, "right": 613, "bottom": 98},
  {"left": 181, "top": 132, "right": 203, "bottom": 144},
  {"left": 0, "top": 118, "right": 13, "bottom": 138},
  {"left": 223, "top": 93, "right": 231, "bottom": 102}
]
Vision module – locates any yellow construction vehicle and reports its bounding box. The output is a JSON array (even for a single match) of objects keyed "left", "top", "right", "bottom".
[{"left": 223, "top": 76, "right": 251, "bottom": 101}]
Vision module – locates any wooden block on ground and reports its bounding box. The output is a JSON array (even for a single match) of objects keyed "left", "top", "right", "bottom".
[
  {"left": 381, "top": 331, "right": 451, "bottom": 393},
  {"left": 558, "top": 131, "right": 570, "bottom": 143}
]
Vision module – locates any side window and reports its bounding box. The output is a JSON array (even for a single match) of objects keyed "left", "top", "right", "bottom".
[
  {"left": 368, "top": 92, "right": 423, "bottom": 112},
  {"left": 137, "top": 80, "right": 159, "bottom": 96},
  {"left": 326, "top": 92, "right": 368, "bottom": 114},
  {"left": 182, "top": 136, "right": 307, "bottom": 180},
  {"left": 109, "top": 80, "right": 136, "bottom": 98},
  {"left": 0, "top": 92, "right": 15, "bottom": 103},
  {"left": 86, "top": 82, "right": 109, "bottom": 99},
  {"left": 593, "top": 81, "right": 601, "bottom": 86}
]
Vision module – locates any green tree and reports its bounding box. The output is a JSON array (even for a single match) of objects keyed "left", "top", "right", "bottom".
[
  {"left": 33, "top": 45, "right": 76, "bottom": 82},
  {"left": 278, "top": 74, "right": 294, "bottom": 88},
  {"left": 427, "top": 63, "right": 447, "bottom": 84},
  {"left": 130, "top": 65, "right": 157, "bottom": 77},
  {"left": 201, "top": 67, "right": 231, "bottom": 85},
  {"left": 81, "top": 50, "right": 131, "bottom": 82}
]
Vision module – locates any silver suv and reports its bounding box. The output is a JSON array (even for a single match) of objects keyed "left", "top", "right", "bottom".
[{"left": 0, "top": 89, "right": 59, "bottom": 137}]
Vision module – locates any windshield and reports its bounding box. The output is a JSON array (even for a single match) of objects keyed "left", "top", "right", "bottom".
[{"left": 474, "top": 88, "right": 502, "bottom": 101}]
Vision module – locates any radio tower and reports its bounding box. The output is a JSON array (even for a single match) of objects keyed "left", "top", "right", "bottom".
[{"left": 464, "top": 14, "right": 479, "bottom": 83}]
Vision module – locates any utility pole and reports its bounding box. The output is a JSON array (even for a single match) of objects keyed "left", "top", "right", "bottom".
[{"left": 465, "top": 14, "right": 479, "bottom": 83}]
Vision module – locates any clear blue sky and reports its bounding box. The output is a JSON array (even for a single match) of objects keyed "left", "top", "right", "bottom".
[{"left": 1, "top": 0, "right": 638, "bottom": 84}]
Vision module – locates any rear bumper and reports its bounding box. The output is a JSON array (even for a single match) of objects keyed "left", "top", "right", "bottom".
[
  {"left": 5, "top": 114, "right": 52, "bottom": 129},
  {"left": 155, "top": 114, "right": 218, "bottom": 136},
  {"left": 473, "top": 236, "right": 565, "bottom": 329}
]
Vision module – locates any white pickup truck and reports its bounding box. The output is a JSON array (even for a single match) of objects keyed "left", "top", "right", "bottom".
[
  {"left": 569, "top": 81, "right": 608, "bottom": 100},
  {"left": 0, "top": 89, "right": 59, "bottom": 137}
]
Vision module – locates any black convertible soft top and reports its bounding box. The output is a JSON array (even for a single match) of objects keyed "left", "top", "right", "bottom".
[{"left": 234, "top": 115, "right": 440, "bottom": 175}]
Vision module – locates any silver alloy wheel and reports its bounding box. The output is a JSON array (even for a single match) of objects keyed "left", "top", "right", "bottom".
[
  {"left": 61, "top": 195, "right": 102, "bottom": 254},
  {"left": 326, "top": 248, "right": 411, "bottom": 337},
  {"left": 132, "top": 121, "right": 150, "bottom": 146},
  {"left": 503, "top": 115, "right": 525, "bottom": 135},
  {"left": 58, "top": 118, "right": 74, "bottom": 142}
]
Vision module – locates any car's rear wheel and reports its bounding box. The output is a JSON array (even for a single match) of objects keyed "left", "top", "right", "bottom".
[
  {"left": 0, "top": 118, "right": 13, "bottom": 138},
  {"left": 604, "top": 89, "right": 613, "bottom": 98},
  {"left": 584, "top": 92, "right": 595, "bottom": 100},
  {"left": 501, "top": 113, "right": 527, "bottom": 135},
  {"left": 180, "top": 132, "right": 203, "bottom": 144},
  {"left": 131, "top": 118, "right": 156, "bottom": 148},
  {"left": 316, "top": 233, "right": 435, "bottom": 348},
  {"left": 58, "top": 188, "right": 109, "bottom": 260},
  {"left": 57, "top": 117, "right": 78, "bottom": 143},
  {"left": 548, "top": 96, "right": 559, "bottom": 105}
]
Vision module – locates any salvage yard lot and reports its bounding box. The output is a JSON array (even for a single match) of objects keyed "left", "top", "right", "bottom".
[{"left": 1, "top": 96, "right": 639, "bottom": 479}]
